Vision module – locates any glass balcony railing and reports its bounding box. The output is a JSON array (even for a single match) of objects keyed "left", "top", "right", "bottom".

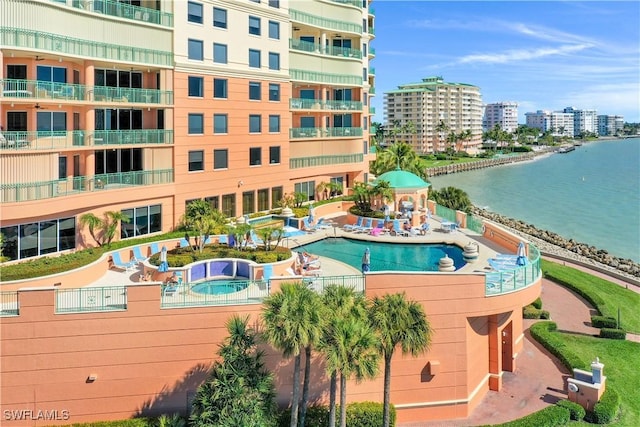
[
  {"left": 92, "top": 86, "right": 173, "bottom": 104},
  {"left": 290, "top": 153, "right": 364, "bottom": 169},
  {"left": 329, "top": 0, "right": 362, "bottom": 8},
  {"left": 67, "top": 0, "right": 173, "bottom": 27},
  {"left": 290, "top": 9, "right": 362, "bottom": 34},
  {"left": 290, "top": 127, "right": 363, "bottom": 139},
  {"left": 369, "top": 67, "right": 375, "bottom": 75},
  {"left": 369, "top": 8, "right": 376, "bottom": 16},
  {"left": 289, "top": 98, "right": 363, "bottom": 111},
  {"left": 289, "top": 39, "right": 363, "bottom": 59},
  {"left": 290, "top": 69, "right": 363, "bottom": 86},
  {"left": 369, "top": 87, "right": 376, "bottom": 94},
  {"left": 369, "top": 46, "right": 376, "bottom": 57},
  {"left": 368, "top": 27, "right": 376, "bottom": 36},
  {"left": 369, "top": 106, "right": 376, "bottom": 114},
  {"left": 0, "top": 169, "right": 174, "bottom": 203},
  {"left": 0, "top": 130, "right": 173, "bottom": 150},
  {"left": 0, "top": 27, "right": 173, "bottom": 66}
]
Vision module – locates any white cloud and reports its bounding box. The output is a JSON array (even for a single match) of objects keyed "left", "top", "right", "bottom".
[
  {"left": 555, "top": 83, "right": 640, "bottom": 118},
  {"left": 457, "top": 44, "right": 593, "bottom": 65}
]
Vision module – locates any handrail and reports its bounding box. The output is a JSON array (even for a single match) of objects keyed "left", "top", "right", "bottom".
[
  {"left": 290, "top": 153, "right": 364, "bottom": 169},
  {"left": 67, "top": 0, "right": 173, "bottom": 27},
  {"left": 289, "top": 38, "right": 363, "bottom": 59},
  {"left": 55, "top": 286, "right": 127, "bottom": 313},
  {"left": 290, "top": 127, "right": 363, "bottom": 139},
  {"left": 290, "top": 69, "right": 363, "bottom": 86},
  {"left": 290, "top": 9, "right": 362, "bottom": 34},
  {"left": 485, "top": 245, "right": 541, "bottom": 296},
  {"left": 289, "top": 98, "right": 363, "bottom": 111},
  {"left": 0, "top": 291, "right": 19, "bottom": 317}
]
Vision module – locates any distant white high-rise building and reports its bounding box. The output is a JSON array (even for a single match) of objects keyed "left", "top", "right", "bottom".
[
  {"left": 525, "top": 110, "right": 574, "bottom": 137},
  {"left": 483, "top": 102, "right": 518, "bottom": 133},
  {"left": 563, "top": 107, "right": 598, "bottom": 136},
  {"left": 597, "top": 115, "right": 625, "bottom": 136}
]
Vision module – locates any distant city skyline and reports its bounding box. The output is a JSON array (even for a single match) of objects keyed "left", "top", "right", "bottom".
[{"left": 371, "top": 1, "right": 640, "bottom": 124}]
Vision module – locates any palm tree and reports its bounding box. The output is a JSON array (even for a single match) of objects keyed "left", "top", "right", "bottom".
[
  {"left": 429, "top": 186, "right": 472, "bottom": 213},
  {"left": 371, "top": 142, "right": 427, "bottom": 179},
  {"left": 78, "top": 213, "right": 104, "bottom": 246},
  {"left": 370, "top": 293, "right": 432, "bottom": 427},
  {"left": 262, "top": 282, "right": 323, "bottom": 427},
  {"left": 79, "top": 211, "right": 130, "bottom": 247},
  {"left": 435, "top": 120, "right": 449, "bottom": 153}
]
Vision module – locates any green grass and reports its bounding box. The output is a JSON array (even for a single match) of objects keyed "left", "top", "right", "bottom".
[
  {"left": 542, "top": 260, "right": 640, "bottom": 333},
  {"left": 421, "top": 157, "right": 483, "bottom": 168}
]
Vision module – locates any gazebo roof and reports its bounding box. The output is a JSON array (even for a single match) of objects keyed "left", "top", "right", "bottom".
[{"left": 375, "top": 168, "right": 431, "bottom": 189}]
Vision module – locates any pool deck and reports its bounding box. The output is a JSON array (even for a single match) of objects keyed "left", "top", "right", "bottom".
[{"left": 89, "top": 214, "right": 506, "bottom": 287}]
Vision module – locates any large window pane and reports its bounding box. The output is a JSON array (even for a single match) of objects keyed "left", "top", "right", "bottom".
[
  {"left": 249, "top": 16, "right": 261, "bottom": 35},
  {"left": 19, "top": 223, "right": 39, "bottom": 259},
  {"left": 58, "top": 217, "right": 76, "bottom": 251},
  {"left": 269, "top": 115, "right": 280, "bottom": 133},
  {"left": 40, "top": 221, "right": 58, "bottom": 255},
  {"left": 188, "top": 114, "right": 204, "bottom": 134},
  {"left": 214, "top": 43, "right": 228, "bottom": 64},
  {"left": 135, "top": 206, "right": 149, "bottom": 236},
  {"left": 188, "top": 76, "right": 203, "bottom": 97},
  {"left": 258, "top": 189, "right": 269, "bottom": 211},
  {"left": 1, "top": 226, "right": 18, "bottom": 261},
  {"left": 242, "top": 191, "right": 255, "bottom": 215},
  {"left": 249, "top": 49, "right": 261, "bottom": 68},
  {"left": 188, "top": 39, "right": 204, "bottom": 60},
  {"left": 268, "top": 21, "right": 280, "bottom": 39},
  {"left": 214, "top": 149, "right": 228, "bottom": 169},
  {"left": 222, "top": 194, "right": 236, "bottom": 218},
  {"left": 121, "top": 208, "right": 134, "bottom": 238},
  {"left": 214, "top": 78, "right": 227, "bottom": 98},
  {"left": 269, "top": 83, "right": 280, "bottom": 101},
  {"left": 271, "top": 186, "right": 283, "bottom": 209},
  {"left": 249, "top": 82, "right": 261, "bottom": 100},
  {"left": 189, "top": 150, "right": 204, "bottom": 171},
  {"left": 269, "top": 146, "right": 280, "bottom": 164},
  {"left": 249, "top": 147, "right": 261, "bottom": 166},
  {"left": 268, "top": 52, "right": 280, "bottom": 70},
  {"left": 213, "top": 7, "right": 227, "bottom": 28},
  {"left": 249, "top": 115, "right": 261, "bottom": 133},
  {"left": 214, "top": 114, "right": 228, "bottom": 134},
  {"left": 188, "top": 1, "right": 203, "bottom": 23},
  {"left": 149, "top": 205, "right": 162, "bottom": 233}
]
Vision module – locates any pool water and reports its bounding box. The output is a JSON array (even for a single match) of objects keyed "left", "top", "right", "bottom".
[
  {"left": 296, "top": 238, "right": 466, "bottom": 272},
  {"left": 191, "top": 279, "right": 249, "bottom": 295}
]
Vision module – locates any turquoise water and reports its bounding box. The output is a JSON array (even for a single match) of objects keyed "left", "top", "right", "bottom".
[
  {"left": 297, "top": 238, "right": 466, "bottom": 272},
  {"left": 191, "top": 280, "right": 249, "bottom": 295},
  {"left": 430, "top": 138, "right": 640, "bottom": 262}
]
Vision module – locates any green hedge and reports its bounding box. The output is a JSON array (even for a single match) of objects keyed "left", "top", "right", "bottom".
[
  {"left": 532, "top": 297, "right": 543, "bottom": 309},
  {"left": 586, "top": 387, "right": 620, "bottom": 424},
  {"left": 523, "top": 306, "right": 550, "bottom": 320},
  {"left": 50, "top": 419, "right": 153, "bottom": 427},
  {"left": 599, "top": 328, "right": 627, "bottom": 340},
  {"left": 493, "top": 405, "right": 570, "bottom": 426},
  {"left": 277, "top": 406, "right": 328, "bottom": 427},
  {"left": 591, "top": 315, "right": 617, "bottom": 329},
  {"left": 278, "top": 402, "right": 395, "bottom": 427},
  {"left": 556, "top": 399, "right": 585, "bottom": 421},
  {"left": 529, "top": 322, "right": 587, "bottom": 371}
]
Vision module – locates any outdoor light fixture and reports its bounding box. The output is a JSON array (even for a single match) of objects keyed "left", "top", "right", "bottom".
[
  {"left": 86, "top": 374, "right": 98, "bottom": 382},
  {"left": 237, "top": 180, "right": 244, "bottom": 187}
]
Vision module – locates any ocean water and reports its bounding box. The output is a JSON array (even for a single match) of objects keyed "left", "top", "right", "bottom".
[{"left": 430, "top": 138, "right": 640, "bottom": 262}]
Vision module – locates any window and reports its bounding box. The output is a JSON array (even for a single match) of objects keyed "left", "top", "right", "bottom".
[
  {"left": 268, "top": 52, "right": 280, "bottom": 70},
  {"left": 188, "top": 150, "right": 204, "bottom": 171},
  {"left": 7, "top": 65, "right": 27, "bottom": 80},
  {"left": 268, "top": 0, "right": 279, "bottom": 7},
  {"left": 294, "top": 181, "right": 316, "bottom": 201},
  {"left": 214, "top": 78, "right": 227, "bottom": 98},
  {"left": 364, "top": 119, "right": 368, "bottom": 130},
  {"left": 213, "top": 7, "right": 227, "bottom": 28},
  {"left": 222, "top": 194, "right": 236, "bottom": 218},
  {"left": 36, "top": 65, "right": 66, "bottom": 83},
  {"left": 258, "top": 188, "right": 269, "bottom": 211},
  {"left": 269, "top": 115, "right": 280, "bottom": 132},
  {"left": 269, "top": 146, "right": 280, "bottom": 164},
  {"left": 249, "top": 115, "right": 261, "bottom": 133},
  {"left": 214, "top": 43, "right": 228, "bottom": 64},
  {"left": 214, "top": 114, "right": 228, "bottom": 133},
  {"left": 188, "top": 76, "right": 203, "bottom": 97},
  {"left": 249, "top": 49, "right": 261, "bottom": 68},
  {"left": 95, "top": 148, "right": 142, "bottom": 174},
  {"left": 188, "top": 39, "right": 203, "bottom": 60},
  {"left": 205, "top": 195, "right": 219, "bottom": 210},
  {"left": 249, "top": 147, "right": 261, "bottom": 166},
  {"left": 7, "top": 111, "right": 27, "bottom": 131},
  {"left": 37, "top": 111, "right": 66, "bottom": 132},
  {"left": 120, "top": 204, "right": 161, "bottom": 239},
  {"left": 1, "top": 218, "right": 76, "bottom": 261},
  {"left": 363, "top": 92, "right": 368, "bottom": 106},
  {"left": 249, "top": 16, "right": 261, "bottom": 35},
  {"left": 268, "top": 21, "right": 280, "bottom": 39},
  {"left": 242, "top": 191, "right": 255, "bottom": 215},
  {"left": 363, "top": 67, "right": 367, "bottom": 81},
  {"left": 188, "top": 114, "right": 204, "bottom": 134},
  {"left": 58, "top": 156, "right": 67, "bottom": 180},
  {"left": 362, "top": 43, "right": 367, "bottom": 57},
  {"left": 268, "top": 83, "right": 280, "bottom": 101},
  {"left": 187, "top": 1, "right": 203, "bottom": 24},
  {"left": 271, "top": 186, "right": 283, "bottom": 208},
  {"left": 249, "top": 81, "right": 261, "bottom": 100},
  {"left": 363, "top": 139, "right": 368, "bottom": 154},
  {"left": 214, "top": 149, "right": 228, "bottom": 169}
]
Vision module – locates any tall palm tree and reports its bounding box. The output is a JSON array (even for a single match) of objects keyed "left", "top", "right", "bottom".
[
  {"left": 370, "top": 293, "right": 432, "bottom": 427},
  {"left": 435, "top": 120, "right": 449, "bottom": 153},
  {"left": 262, "top": 282, "right": 323, "bottom": 427},
  {"left": 371, "top": 142, "right": 427, "bottom": 179},
  {"left": 429, "top": 186, "right": 472, "bottom": 213}
]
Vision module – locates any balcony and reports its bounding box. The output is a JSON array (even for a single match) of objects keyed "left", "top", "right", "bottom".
[
  {"left": 369, "top": 7, "right": 375, "bottom": 16},
  {"left": 92, "top": 86, "right": 173, "bottom": 104},
  {"left": 368, "top": 27, "right": 376, "bottom": 36},
  {"left": 290, "top": 9, "right": 362, "bottom": 34},
  {"left": 369, "top": 87, "right": 376, "bottom": 95},
  {"left": 0, "top": 27, "right": 173, "bottom": 67},
  {"left": 0, "top": 169, "right": 174, "bottom": 203},
  {"left": 290, "top": 153, "right": 364, "bottom": 169},
  {"left": 66, "top": 0, "right": 173, "bottom": 27},
  {"left": 290, "top": 69, "right": 362, "bottom": 86},
  {"left": 290, "top": 127, "right": 363, "bottom": 139},
  {"left": 329, "top": 0, "right": 362, "bottom": 8},
  {"left": 369, "top": 46, "right": 376, "bottom": 57},
  {"left": 290, "top": 39, "right": 362, "bottom": 59},
  {"left": 369, "top": 67, "right": 375, "bottom": 75},
  {"left": 369, "top": 107, "right": 376, "bottom": 114},
  {"left": 0, "top": 130, "right": 173, "bottom": 151},
  {"left": 290, "top": 98, "right": 363, "bottom": 111}
]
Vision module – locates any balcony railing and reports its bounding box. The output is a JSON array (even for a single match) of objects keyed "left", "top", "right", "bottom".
[
  {"left": 289, "top": 39, "right": 362, "bottom": 59},
  {"left": 369, "top": 67, "right": 375, "bottom": 75},
  {"left": 55, "top": 286, "right": 127, "bottom": 313},
  {"left": 0, "top": 169, "right": 174, "bottom": 203},
  {"left": 0, "top": 130, "right": 173, "bottom": 151},
  {"left": 290, "top": 9, "right": 362, "bottom": 34},
  {"left": 290, "top": 127, "right": 363, "bottom": 139},
  {"left": 0, "top": 27, "right": 173, "bottom": 66},
  {"left": 0, "top": 292, "right": 19, "bottom": 317},
  {"left": 329, "top": 0, "right": 362, "bottom": 8},
  {"left": 369, "top": 106, "right": 376, "bottom": 114},
  {"left": 485, "top": 246, "right": 541, "bottom": 297},
  {"left": 369, "top": 7, "right": 376, "bottom": 16},
  {"left": 368, "top": 27, "right": 376, "bottom": 36},
  {"left": 369, "top": 87, "right": 376, "bottom": 94},
  {"left": 369, "top": 46, "right": 376, "bottom": 57},
  {"left": 290, "top": 69, "right": 362, "bottom": 86},
  {"left": 68, "top": 0, "right": 173, "bottom": 27},
  {"left": 92, "top": 86, "right": 173, "bottom": 104},
  {"left": 290, "top": 153, "right": 364, "bottom": 169},
  {"left": 290, "top": 98, "right": 363, "bottom": 111}
]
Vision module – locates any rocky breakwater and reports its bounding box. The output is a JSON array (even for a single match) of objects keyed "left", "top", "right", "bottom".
[{"left": 473, "top": 207, "right": 640, "bottom": 281}]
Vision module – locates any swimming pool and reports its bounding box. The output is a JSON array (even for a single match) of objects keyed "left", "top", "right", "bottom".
[
  {"left": 191, "top": 279, "right": 249, "bottom": 295},
  {"left": 296, "top": 238, "right": 466, "bottom": 272}
]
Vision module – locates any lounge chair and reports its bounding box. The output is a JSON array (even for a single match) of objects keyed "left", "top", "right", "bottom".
[
  {"left": 315, "top": 218, "right": 333, "bottom": 229},
  {"left": 163, "top": 284, "right": 178, "bottom": 297},
  {"left": 369, "top": 220, "right": 385, "bottom": 236},
  {"left": 111, "top": 252, "right": 136, "bottom": 272},
  {"left": 132, "top": 246, "right": 148, "bottom": 264},
  {"left": 150, "top": 242, "right": 160, "bottom": 255},
  {"left": 354, "top": 218, "right": 374, "bottom": 233},
  {"left": 250, "top": 229, "right": 265, "bottom": 245},
  {"left": 301, "top": 217, "right": 318, "bottom": 232},
  {"left": 343, "top": 217, "right": 363, "bottom": 232},
  {"left": 391, "top": 220, "right": 409, "bottom": 237},
  {"left": 218, "top": 234, "right": 229, "bottom": 245},
  {"left": 179, "top": 238, "right": 190, "bottom": 248}
]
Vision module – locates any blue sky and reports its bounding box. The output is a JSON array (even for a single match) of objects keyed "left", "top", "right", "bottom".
[{"left": 369, "top": 1, "right": 640, "bottom": 124}]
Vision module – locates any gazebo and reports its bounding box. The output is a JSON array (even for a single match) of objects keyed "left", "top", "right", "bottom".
[{"left": 373, "top": 168, "right": 431, "bottom": 226}]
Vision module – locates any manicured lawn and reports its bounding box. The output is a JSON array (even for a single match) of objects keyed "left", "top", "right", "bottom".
[
  {"left": 542, "top": 260, "right": 640, "bottom": 334},
  {"left": 557, "top": 334, "right": 640, "bottom": 426},
  {"left": 421, "top": 157, "right": 484, "bottom": 168}
]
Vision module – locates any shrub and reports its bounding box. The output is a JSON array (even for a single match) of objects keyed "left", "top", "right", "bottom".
[
  {"left": 61, "top": 419, "right": 153, "bottom": 427},
  {"left": 540, "top": 310, "right": 550, "bottom": 319},
  {"left": 556, "top": 399, "right": 585, "bottom": 421},
  {"left": 531, "top": 297, "right": 543, "bottom": 309},
  {"left": 493, "top": 405, "right": 570, "bottom": 426},
  {"left": 591, "top": 315, "right": 617, "bottom": 329},
  {"left": 529, "top": 322, "right": 586, "bottom": 371},
  {"left": 277, "top": 406, "right": 328, "bottom": 427},
  {"left": 345, "top": 401, "right": 396, "bottom": 427},
  {"left": 523, "top": 305, "right": 542, "bottom": 319},
  {"left": 586, "top": 387, "right": 620, "bottom": 424},
  {"left": 599, "top": 328, "right": 626, "bottom": 340}
]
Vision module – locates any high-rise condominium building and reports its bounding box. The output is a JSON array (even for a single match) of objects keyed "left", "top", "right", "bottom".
[
  {"left": 383, "top": 76, "right": 483, "bottom": 154},
  {"left": 597, "top": 115, "right": 624, "bottom": 136},
  {"left": 563, "top": 107, "right": 597, "bottom": 136},
  {"left": 482, "top": 102, "right": 518, "bottom": 133},
  {"left": 525, "top": 110, "right": 575, "bottom": 137},
  {"left": 0, "top": 0, "right": 375, "bottom": 262}
]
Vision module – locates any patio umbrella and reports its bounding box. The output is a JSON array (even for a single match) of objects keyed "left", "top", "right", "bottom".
[
  {"left": 516, "top": 242, "right": 527, "bottom": 266},
  {"left": 361, "top": 247, "right": 371, "bottom": 273},
  {"left": 158, "top": 246, "right": 169, "bottom": 273},
  {"left": 308, "top": 203, "right": 315, "bottom": 223}
]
